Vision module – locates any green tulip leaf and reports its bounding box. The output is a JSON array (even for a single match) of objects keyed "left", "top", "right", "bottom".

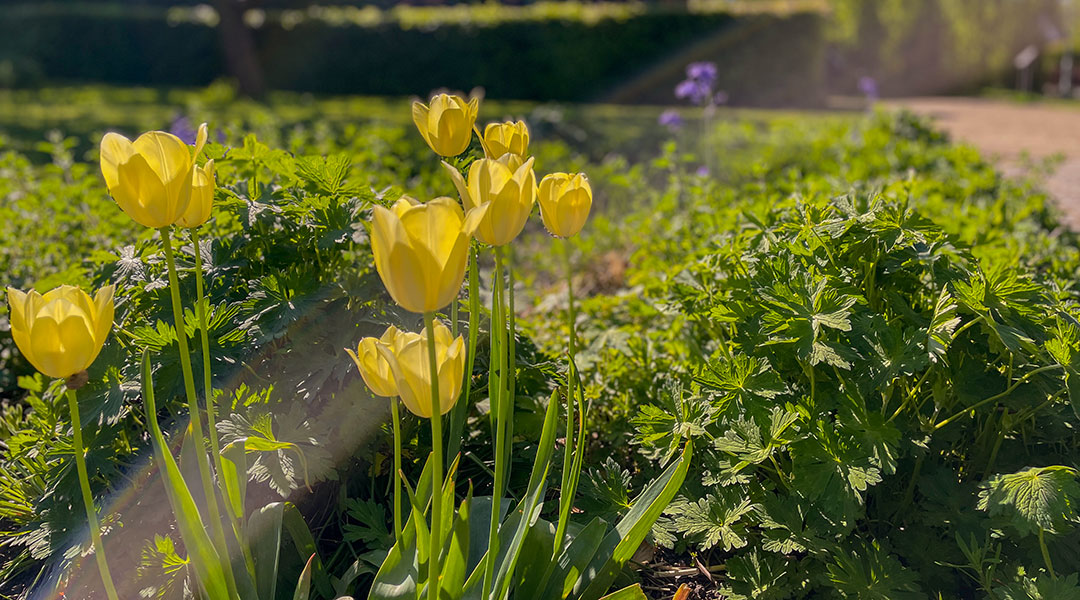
[{"left": 141, "top": 351, "right": 236, "bottom": 600}]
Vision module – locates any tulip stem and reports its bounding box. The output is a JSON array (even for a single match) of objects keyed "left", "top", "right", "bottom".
[
  {"left": 391, "top": 398, "right": 403, "bottom": 546},
  {"left": 483, "top": 247, "right": 508, "bottom": 600},
  {"left": 447, "top": 245, "right": 479, "bottom": 464},
  {"left": 191, "top": 229, "right": 256, "bottom": 580},
  {"left": 553, "top": 239, "right": 578, "bottom": 555},
  {"left": 160, "top": 227, "right": 238, "bottom": 599},
  {"left": 66, "top": 389, "right": 120, "bottom": 600},
  {"left": 423, "top": 311, "right": 444, "bottom": 600},
  {"left": 504, "top": 248, "right": 517, "bottom": 487}
]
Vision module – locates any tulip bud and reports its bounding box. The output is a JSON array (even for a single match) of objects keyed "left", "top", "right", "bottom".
[
  {"left": 346, "top": 325, "right": 416, "bottom": 398},
  {"left": 6, "top": 285, "right": 115, "bottom": 379},
  {"left": 380, "top": 320, "right": 465, "bottom": 418},
  {"left": 442, "top": 156, "right": 536, "bottom": 247},
  {"left": 538, "top": 173, "right": 592, "bottom": 238},
  {"left": 177, "top": 159, "right": 216, "bottom": 228},
  {"left": 483, "top": 120, "right": 529, "bottom": 159},
  {"left": 412, "top": 94, "right": 479, "bottom": 157},
  {"left": 100, "top": 130, "right": 195, "bottom": 229},
  {"left": 370, "top": 197, "right": 473, "bottom": 314}
]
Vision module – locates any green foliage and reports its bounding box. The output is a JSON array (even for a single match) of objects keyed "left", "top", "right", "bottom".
[
  {"left": 529, "top": 110, "right": 1080, "bottom": 597},
  {"left": 5, "top": 85, "right": 1080, "bottom": 599},
  {"left": 978, "top": 466, "right": 1080, "bottom": 536}
]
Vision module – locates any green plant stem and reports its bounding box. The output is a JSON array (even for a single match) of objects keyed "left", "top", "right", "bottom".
[
  {"left": 391, "top": 398, "right": 403, "bottom": 546},
  {"left": 483, "top": 247, "right": 507, "bottom": 600},
  {"left": 447, "top": 245, "right": 479, "bottom": 462},
  {"left": 66, "top": 389, "right": 120, "bottom": 600},
  {"left": 888, "top": 366, "right": 934, "bottom": 423},
  {"left": 983, "top": 409, "right": 1007, "bottom": 478},
  {"left": 554, "top": 239, "right": 577, "bottom": 554},
  {"left": 934, "top": 364, "right": 1063, "bottom": 430},
  {"left": 160, "top": 227, "right": 238, "bottom": 597},
  {"left": 423, "top": 311, "right": 444, "bottom": 600},
  {"left": 190, "top": 230, "right": 224, "bottom": 472},
  {"left": 192, "top": 229, "right": 257, "bottom": 581},
  {"left": 505, "top": 247, "right": 517, "bottom": 481},
  {"left": 1038, "top": 527, "right": 1056, "bottom": 578}
]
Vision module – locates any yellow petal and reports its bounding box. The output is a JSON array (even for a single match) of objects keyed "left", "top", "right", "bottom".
[
  {"left": 194, "top": 123, "right": 209, "bottom": 159},
  {"left": 412, "top": 101, "right": 433, "bottom": 149},
  {"left": 178, "top": 161, "right": 215, "bottom": 228},
  {"left": 6, "top": 287, "right": 29, "bottom": 333},
  {"left": 115, "top": 153, "right": 173, "bottom": 228},
  {"left": 391, "top": 196, "right": 420, "bottom": 218},
  {"left": 91, "top": 285, "right": 115, "bottom": 360},
  {"left": 349, "top": 337, "right": 398, "bottom": 397},
  {"left": 99, "top": 132, "right": 136, "bottom": 191},
  {"left": 133, "top": 131, "right": 192, "bottom": 187},
  {"left": 29, "top": 300, "right": 96, "bottom": 378},
  {"left": 381, "top": 340, "right": 429, "bottom": 417},
  {"left": 436, "top": 231, "right": 470, "bottom": 311},
  {"left": 441, "top": 161, "right": 473, "bottom": 210},
  {"left": 385, "top": 242, "right": 431, "bottom": 314}
]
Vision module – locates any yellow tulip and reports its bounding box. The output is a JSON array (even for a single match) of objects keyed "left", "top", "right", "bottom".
[
  {"left": 442, "top": 156, "right": 536, "bottom": 247},
  {"left": 6, "top": 285, "right": 115, "bottom": 380},
  {"left": 538, "top": 173, "right": 593, "bottom": 238},
  {"left": 483, "top": 120, "right": 529, "bottom": 159},
  {"left": 177, "top": 159, "right": 216, "bottom": 228},
  {"left": 371, "top": 196, "right": 473, "bottom": 314},
  {"left": 412, "top": 94, "right": 479, "bottom": 157},
  {"left": 379, "top": 320, "right": 465, "bottom": 418},
  {"left": 345, "top": 325, "right": 417, "bottom": 398},
  {"left": 100, "top": 129, "right": 198, "bottom": 229}
]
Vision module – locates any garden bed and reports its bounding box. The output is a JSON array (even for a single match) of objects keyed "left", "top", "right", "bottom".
[{"left": 1, "top": 88, "right": 1078, "bottom": 598}]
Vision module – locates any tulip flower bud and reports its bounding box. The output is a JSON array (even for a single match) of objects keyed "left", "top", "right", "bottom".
[
  {"left": 177, "top": 159, "right": 216, "bottom": 228},
  {"left": 538, "top": 173, "right": 592, "bottom": 238},
  {"left": 412, "top": 94, "right": 479, "bottom": 157},
  {"left": 6, "top": 285, "right": 115, "bottom": 380},
  {"left": 346, "top": 325, "right": 416, "bottom": 398},
  {"left": 370, "top": 197, "right": 473, "bottom": 314},
  {"left": 442, "top": 156, "right": 536, "bottom": 247},
  {"left": 100, "top": 130, "right": 195, "bottom": 229},
  {"left": 483, "top": 120, "right": 529, "bottom": 159},
  {"left": 380, "top": 320, "right": 465, "bottom": 418}
]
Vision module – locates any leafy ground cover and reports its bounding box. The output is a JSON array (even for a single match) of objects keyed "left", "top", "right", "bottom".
[{"left": 1, "top": 87, "right": 1078, "bottom": 599}]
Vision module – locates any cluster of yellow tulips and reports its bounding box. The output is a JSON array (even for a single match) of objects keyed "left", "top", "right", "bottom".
[
  {"left": 348, "top": 92, "right": 592, "bottom": 600},
  {"left": 6, "top": 123, "right": 220, "bottom": 600},
  {"left": 4, "top": 91, "right": 593, "bottom": 600}
]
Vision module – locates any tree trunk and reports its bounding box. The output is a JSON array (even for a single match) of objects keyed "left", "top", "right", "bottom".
[{"left": 213, "top": 0, "right": 266, "bottom": 99}]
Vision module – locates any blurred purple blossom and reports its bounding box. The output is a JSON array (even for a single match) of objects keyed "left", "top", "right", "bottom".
[
  {"left": 674, "top": 61, "right": 726, "bottom": 108},
  {"left": 675, "top": 79, "right": 710, "bottom": 104},
  {"left": 170, "top": 115, "right": 198, "bottom": 145},
  {"left": 658, "top": 109, "right": 684, "bottom": 131},
  {"left": 695, "top": 165, "right": 710, "bottom": 177},
  {"left": 858, "top": 76, "right": 879, "bottom": 101},
  {"left": 686, "top": 62, "right": 717, "bottom": 88},
  {"left": 170, "top": 115, "right": 227, "bottom": 145}
]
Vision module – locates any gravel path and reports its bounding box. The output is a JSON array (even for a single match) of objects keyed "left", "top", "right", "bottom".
[{"left": 892, "top": 97, "right": 1080, "bottom": 227}]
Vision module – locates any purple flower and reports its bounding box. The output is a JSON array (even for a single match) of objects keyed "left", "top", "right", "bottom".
[
  {"left": 675, "top": 79, "right": 711, "bottom": 105},
  {"left": 675, "top": 61, "right": 722, "bottom": 106},
  {"left": 169, "top": 115, "right": 197, "bottom": 145},
  {"left": 858, "top": 76, "right": 879, "bottom": 101},
  {"left": 658, "top": 109, "right": 684, "bottom": 131},
  {"left": 695, "top": 165, "right": 710, "bottom": 177},
  {"left": 686, "top": 62, "right": 718, "bottom": 88}
]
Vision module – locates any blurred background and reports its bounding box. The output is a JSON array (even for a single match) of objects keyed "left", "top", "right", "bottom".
[{"left": 0, "top": 0, "right": 1075, "bottom": 103}]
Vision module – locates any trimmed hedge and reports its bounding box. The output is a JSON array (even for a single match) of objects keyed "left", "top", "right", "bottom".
[{"left": 0, "top": 7, "right": 825, "bottom": 104}]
